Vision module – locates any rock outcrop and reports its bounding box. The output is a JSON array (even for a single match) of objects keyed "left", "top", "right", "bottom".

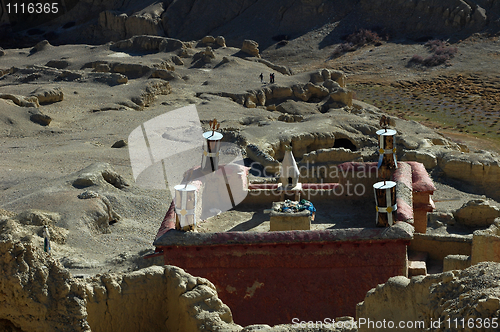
[
  {"left": 471, "top": 221, "right": 500, "bottom": 265},
  {"left": 111, "top": 35, "right": 187, "bottom": 53},
  {"left": 130, "top": 79, "right": 172, "bottom": 108},
  {"left": 357, "top": 262, "right": 500, "bottom": 332},
  {"left": 453, "top": 199, "right": 500, "bottom": 227},
  {"left": 29, "top": 87, "right": 64, "bottom": 104},
  {"left": 0, "top": 234, "right": 240, "bottom": 332},
  {"left": 241, "top": 40, "right": 260, "bottom": 57},
  {"left": 98, "top": 8, "right": 164, "bottom": 41},
  {"left": 0, "top": 94, "right": 39, "bottom": 108},
  {"left": 438, "top": 151, "right": 500, "bottom": 201},
  {"left": 3, "top": 0, "right": 500, "bottom": 49}
]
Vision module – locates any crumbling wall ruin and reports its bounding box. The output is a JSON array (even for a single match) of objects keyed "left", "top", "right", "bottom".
[
  {"left": 0, "top": 238, "right": 239, "bottom": 332},
  {"left": 356, "top": 262, "right": 500, "bottom": 332}
]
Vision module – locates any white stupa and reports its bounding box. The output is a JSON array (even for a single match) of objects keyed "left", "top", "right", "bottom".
[{"left": 280, "top": 146, "right": 300, "bottom": 188}]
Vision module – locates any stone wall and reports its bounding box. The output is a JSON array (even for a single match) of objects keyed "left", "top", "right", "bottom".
[
  {"left": 0, "top": 238, "right": 239, "bottom": 332},
  {"left": 409, "top": 233, "right": 472, "bottom": 261},
  {"left": 471, "top": 222, "right": 500, "bottom": 265}
]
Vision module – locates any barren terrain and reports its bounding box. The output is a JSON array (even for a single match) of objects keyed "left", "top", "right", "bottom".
[
  {"left": 0, "top": 31, "right": 498, "bottom": 276},
  {"left": 0, "top": 0, "right": 500, "bottom": 330}
]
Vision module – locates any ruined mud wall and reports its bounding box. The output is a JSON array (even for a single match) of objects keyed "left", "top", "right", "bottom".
[
  {"left": 356, "top": 262, "right": 500, "bottom": 332},
  {"left": 0, "top": 237, "right": 239, "bottom": 332}
]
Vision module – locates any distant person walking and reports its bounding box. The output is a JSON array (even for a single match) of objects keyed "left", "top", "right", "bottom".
[
  {"left": 270, "top": 73, "right": 275, "bottom": 84},
  {"left": 259, "top": 73, "right": 263, "bottom": 82}
]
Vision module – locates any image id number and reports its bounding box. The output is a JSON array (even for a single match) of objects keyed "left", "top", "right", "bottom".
[
  {"left": 6, "top": 2, "right": 59, "bottom": 14},
  {"left": 446, "top": 317, "right": 498, "bottom": 329}
]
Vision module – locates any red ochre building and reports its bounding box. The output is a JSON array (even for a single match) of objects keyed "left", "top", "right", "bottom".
[{"left": 151, "top": 161, "right": 435, "bottom": 326}]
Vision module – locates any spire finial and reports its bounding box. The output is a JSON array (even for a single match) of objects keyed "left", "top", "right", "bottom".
[{"left": 209, "top": 118, "right": 219, "bottom": 136}]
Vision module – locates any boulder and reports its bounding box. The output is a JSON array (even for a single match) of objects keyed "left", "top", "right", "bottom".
[
  {"left": 45, "top": 60, "right": 70, "bottom": 69},
  {"left": 56, "top": 70, "right": 84, "bottom": 82},
  {"left": 159, "top": 38, "right": 187, "bottom": 52},
  {"left": 16, "top": 209, "right": 61, "bottom": 226},
  {"left": 428, "top": 211, "right": 455, "bottom": 227},
  {"left": 256, "top": 59, "right": 291, "bottom": 75},
  {"left": 310, "top": 71, "right": 323, "bottom": 84},
  {"left": 292, "top": 84, "right": 310, "bottom": 101},
  {"left": 204, "top": 46, "right": 216, "bottom": 60},
  {"left": 245, "top": 94, "right": 257, "bottom": 108},
  {"left": 0, "top": 47, "right": 5, "bottom": 56},
  {"left": 110, "top": 63, "right": 151, "bottom": 79},
  {"left": 171, "top": 55, "right": 184, "bottom": 66},
  {"left": 30, "top": 112, "right": 52, "bottom": 126},
  {"left": 154, "top": 60, "right": 175, "bottom": 71},
  {"left": 30, "top": 40, "right": 50, "bottom": 54},
  {"left": 311, "top": 69, "right": 346, "bottom": 87},
  {"left": 30, "top": 87, "right": 64, "bottom": 104},
  {"left": 275, "top": 100, "right": 320, "bottom": 116},
  {"left": 72, "top": 163, "right": 129, "bottom": 189},
  {"left": 329, "top": 88, "right": 353, "bottom": 107},
  {"left": 330, "top": 70, "right": 347, "bottom": 87},
  {"left": 401, "top": 150, "right": 437, "bottom": 169},
  {"left": 270, "top": 86, "right": 293, "bottom": 100},
  {"left": 201, "top": 35, "right": 216, "bottom": 44},
  {"left": 256, "top": 90, "right": 266, "bottom": 106},
  {"left": 277, "top": 114, "right": 303, "bottom": 123},
  {"left": 151, "top": 69, "right": 178, "bottom": 81},
  {"left": 454, "top": 199, "right": 500, "bottom": 227},
  {"left": 323, "top": 79, "right": 341, "bottom": 92},
  {"left": 304, "top": 82, "right": 329, "bottom": 99},
  {"left": 111, "top": 140, "right": 128, "bottom": 148},
  {"left": 93, "top": 63, "right": 111, "bottom": 72},
  {"left": 215, "top": 36, "right": 226, "bottom": 47},
  {"left": 193, "top": 46, "right": 216, "bottom": 63},
  {"left": 241, "top": 40, "right": 260, "bottom": 57},
  {"left": 131, "top": 80, "right": 172, "bottom": 108},
  {"left": 0, "top": 94, "right": 39, "bottom": 107},
  {"left": 91, "top": 73, "right": 128, "bottom": 86}
]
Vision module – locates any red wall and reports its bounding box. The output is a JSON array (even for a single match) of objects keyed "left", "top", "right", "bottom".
[{"left": 161, "top": 239, "right": 408, "bottom": 326}]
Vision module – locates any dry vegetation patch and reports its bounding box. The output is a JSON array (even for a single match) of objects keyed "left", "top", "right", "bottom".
[{"left": 409, "top": 40, "right": 458, "bottom": 66}]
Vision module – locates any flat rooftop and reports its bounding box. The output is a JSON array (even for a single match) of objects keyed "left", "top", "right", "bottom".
[{"left": 197, "top": 200, "right": 377, "bottom": 233}]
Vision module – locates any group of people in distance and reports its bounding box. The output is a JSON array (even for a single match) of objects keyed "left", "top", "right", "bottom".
[{"left": 259, "top": 72, "right": 276, "bottom": 84}]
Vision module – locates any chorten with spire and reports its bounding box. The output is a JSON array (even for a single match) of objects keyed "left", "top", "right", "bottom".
[{"left": 278, "top": 145, "right": 301, "bottom": 200}]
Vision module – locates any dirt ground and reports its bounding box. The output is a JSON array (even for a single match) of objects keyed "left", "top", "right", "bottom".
[{"left": 1, "top": 32, "right": 499, "bottom": 275}]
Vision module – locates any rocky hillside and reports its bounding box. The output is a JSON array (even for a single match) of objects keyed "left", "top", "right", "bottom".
[{"left": 2, "top": 0, "right": 500, "bottom": 48}]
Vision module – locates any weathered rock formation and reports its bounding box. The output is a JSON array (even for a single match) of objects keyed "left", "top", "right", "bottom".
[
  {"left": 241, "top": 40, "right": 260, "bottom": 57},
  {"left": 454, "top": 199, "right": 500, "bottom": 227},
  {"left": 357, "top": 262, "right": 500, "bottom": 332},
  {"left": 471, "top": 221, "right": 500, "bottom": 265},
  {"left": 29, "top": 87, "right": 64, "bottom": 104},
  {"left": 0, "top": 236, "right": 240, "bottom": 332},
  {"left": 438, "top": 151, "right": 500, "bottom": 201},
  {"left": 3, "top": 0, "right": 499, "bottom": 48}
]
